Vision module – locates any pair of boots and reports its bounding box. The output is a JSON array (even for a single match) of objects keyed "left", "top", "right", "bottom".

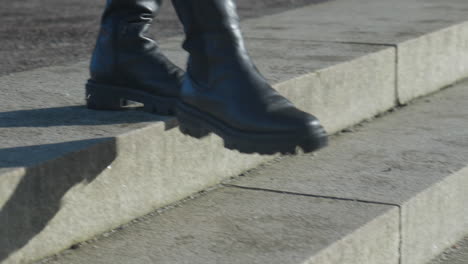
[{"left": 86, "top": 0, "right": 328, "bottom": 154}]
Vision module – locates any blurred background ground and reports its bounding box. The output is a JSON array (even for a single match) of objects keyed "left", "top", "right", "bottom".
[{"left": 0, "top": 0, "right": 327, "bottom": 77}]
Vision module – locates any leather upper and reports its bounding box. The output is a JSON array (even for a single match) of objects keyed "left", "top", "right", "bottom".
[
  {"left": 173, "top": 0, "right": 322, "bottom": 133},
  {"left": 90, "top": 0, "right": 183, "bottom": 98}
]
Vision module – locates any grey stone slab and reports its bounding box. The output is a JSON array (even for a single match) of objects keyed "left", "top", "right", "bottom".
[
  {"left": 232, "top": 81, "right": 468, "bottom": 264},
  {"left": 429, "top": 235, "right": 468, "bottom": 264},
  {"left": 0, "top": 61, "right": 168, "bottom": 175},
  {"left": 271, "top": 47, "right": 395, "bottom": 134},
  {"left": 241, "top": 0, "right": 468, "bottom": 44},
  {"left": 40, "top": 188, "right": 399, "bottom": 264},
  {"left": 241, "top": 0, "right": 468, "bottom": 103},
  {"left": 401, "top": 166, "right": 468, "bottom": 264},
  {"left": 397, "top": 22, "right": 468, "bottom": 103},
  {"left": 0, "top": 131, "right": 269, "bottom": 264}
]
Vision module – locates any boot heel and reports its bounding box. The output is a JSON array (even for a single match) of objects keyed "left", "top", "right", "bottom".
[
  {"left": 179, "top": 123, "right": 210, "bottom": 139},
  {"left": 86, "top": 87, "right": 128, "bottom": 111},
  {"left": 177, "top": 109, "right": 210, "bottom": 139}
]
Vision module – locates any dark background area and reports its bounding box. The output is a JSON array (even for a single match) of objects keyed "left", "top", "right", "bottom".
[{"left": 0, "top": 0, "right": 327, "bottom": 77}]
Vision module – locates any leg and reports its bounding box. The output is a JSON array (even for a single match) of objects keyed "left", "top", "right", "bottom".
[
  {"left": 172, "top": 0, "right": 328, "bottom": 154},
  {"left": 86, "top": 0, "right": 183, "bottom": 115}
]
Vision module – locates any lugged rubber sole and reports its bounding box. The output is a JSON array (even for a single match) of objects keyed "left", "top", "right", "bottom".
[
  {"left": 85, "top": 80, "right": 178, "bottom": 115},
  {"left": 176, "top": 103, "right": 328, "bottom": 155}
]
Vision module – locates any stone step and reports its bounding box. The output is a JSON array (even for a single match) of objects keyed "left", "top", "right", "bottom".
[
  {"left": 428, "top": 235, "right": 468, "bottom": 264},
  {"left": 2, "top": 0, "right": 468, "bottom": 262},
  {"left": 38, "top": 77, "right": 468, "bottom": 264}
]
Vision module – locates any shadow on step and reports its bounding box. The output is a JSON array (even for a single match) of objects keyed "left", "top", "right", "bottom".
[
  {"left": 0, "top": 138, "right": 111, "bottom": 169},
  {"left": 0, "top": 105, "right": 169, "bottom": 128},
  {"left": 0, "top": 138, "right": 117, "bottom": 262}
]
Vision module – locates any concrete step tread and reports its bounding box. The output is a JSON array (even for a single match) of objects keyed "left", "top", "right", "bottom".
[
  {"left": 242, "top": 0, "right": 468, "bottom": 44},
  {"left": 2, "top": 0, "right": 468, "bottom": 263},
  {"left": 231, "top": 81, "right": 468, "bottom": 264},
  {"left": 41, "top": 188, "right": 399, "bottom": 264},
  {"left": 39, "top": 81, "right": 468, "bottom": 264}
]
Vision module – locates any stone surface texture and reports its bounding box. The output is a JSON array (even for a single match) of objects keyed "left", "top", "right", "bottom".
[
  {"left": 232, "top": 82, "right": 468, "bottom": 264},
  {"left": 397, "top": 22, "right": 468, "bottom": 102},
  {"left": 242, "top": 0, "right": 468, "bottom": 102},
  {"left": 40, "top": 188, "right": 399, "bottom": 264},
  {"left": 429, "top": 235, "right": 468, "bottom": 264}
]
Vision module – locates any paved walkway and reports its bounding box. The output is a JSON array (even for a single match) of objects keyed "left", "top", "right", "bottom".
[{"left": 0, "top": 0, "right": 323, "bottom": 76}]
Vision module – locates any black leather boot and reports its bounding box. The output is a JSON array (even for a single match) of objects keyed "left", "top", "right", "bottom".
[
  {"left": 86, "top": 0, "right": 183, "bottom": 115},
  {"left": 172, "top": 0, "right": 328, "bottom": 154}
]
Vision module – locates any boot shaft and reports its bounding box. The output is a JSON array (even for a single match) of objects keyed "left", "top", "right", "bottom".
[
  {"left": 172, "top": 0, "right": 252, "bottom": 84},
  {"left": 90, "top": 0, "right": 162, "bottom": 82},
  {"left": 172, "top": 0, "right": 240, "bottom": 34}
]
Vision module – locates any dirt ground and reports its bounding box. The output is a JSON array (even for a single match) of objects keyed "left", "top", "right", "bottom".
[{"left": 0, "top": 0, "right": 327, "bottom": 76}]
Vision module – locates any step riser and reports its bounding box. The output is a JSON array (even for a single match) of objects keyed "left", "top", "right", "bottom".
[
  {"left": 398, "top": 21, "right": 468, "bottom": 103},
  {"left": 402, "top": 167, "right": 468, "bottom": 264}
]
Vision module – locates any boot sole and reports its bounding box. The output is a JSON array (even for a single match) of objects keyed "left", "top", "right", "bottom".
[
  {"left": 85, "top": 80, "right": 178, "bottom": 115},
  {"left": 176, "top": 103, "right": 328, "bottom": 155}
]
